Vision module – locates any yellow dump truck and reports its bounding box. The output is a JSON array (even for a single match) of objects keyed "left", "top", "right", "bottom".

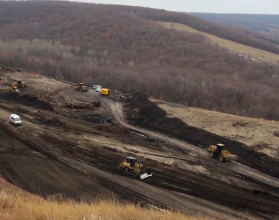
[{"left": 101, "top": 88, "right": 110, "bottom": 96}]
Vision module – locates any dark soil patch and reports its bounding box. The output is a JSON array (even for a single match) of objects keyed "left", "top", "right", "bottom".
[
  {"left": 80, "top": 113, "right": 105, "bottom": 123},
  {"left": 16, "top": 107, "right": 29, "bottom": 114},
  {"left": 94, "top": 122, "right": 131, "bottom": 137},
  {"left": 41, "top": 135, "right": 279, "bottom": 217},
  {"left": 0, "top": 93, "right": 54, "bottom": 111},
  {"left": 43, "top": 117, "right": 66, "bottom": 127},
  {"left": 124, "top": 92, "right": 279, "bottom": 178}
]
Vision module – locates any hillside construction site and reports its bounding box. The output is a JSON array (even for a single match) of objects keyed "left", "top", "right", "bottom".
[{"left": 0, "top": 67, "right": 279, "bottom": 220}]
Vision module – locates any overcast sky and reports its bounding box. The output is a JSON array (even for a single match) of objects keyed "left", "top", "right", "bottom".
[{"left": 73, "top": 0, "right": 279, "bottom": 14}]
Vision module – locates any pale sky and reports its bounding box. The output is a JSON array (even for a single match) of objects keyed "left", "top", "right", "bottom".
[{"left": 72, "top": 0, "right": 279, "bottom": 14}]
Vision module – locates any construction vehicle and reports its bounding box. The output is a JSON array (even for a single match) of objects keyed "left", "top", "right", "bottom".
[
  {"left": 93, "top": 85, "right": 102, "bottom": 92},
  {"left": 101, "top": 88, "right": 110, "bottom": 96},
  {"left": 0, "top": 86, "right": 20, "bottom": 96},
  {"left": 73, "top": 83, "right": 88, "bottom": 92},
  {"left": 11, "top": 79, "right": 27, "bottom": 88},
  {"left": 207, "top": 143, "right": 238, "bottom": 162},
  {"left": 119, "top": 156, "right": 152, "bottom": 179}
]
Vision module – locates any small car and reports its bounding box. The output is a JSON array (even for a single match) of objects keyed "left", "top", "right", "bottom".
[
  {"left": 93, "top": 85, "right": 102, "bottom": 92},
  {"left": 10, "top": 114, "right": 22, "bottom": 126}
]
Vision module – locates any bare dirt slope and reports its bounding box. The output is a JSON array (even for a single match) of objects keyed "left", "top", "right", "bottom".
[
  {"left": 151, "top": 98, "right": 279, "bottom": 159},
  {"left": 0, "top": 69, "right": 279, "bottom": 220}
]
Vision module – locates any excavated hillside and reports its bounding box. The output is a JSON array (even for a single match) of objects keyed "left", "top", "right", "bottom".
[
  {"left": 0, "top": 69, "right": 279, "bottom": 220},
  {"left": 124, "top": 92, "right": 279, "bottom": 178}
]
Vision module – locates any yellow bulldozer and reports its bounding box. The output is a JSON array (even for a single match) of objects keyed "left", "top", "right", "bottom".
[
  {"left": 11, "top": 79, "right": 27, "bottom": 88},
  {"left": 207, "top": 143, "right": 238, "bottom": 162},
  {"left": 119, "top": 156, "right": 152, "bottom": 179},
  {"left": 73, "top": 83, "right": 88, "bottom": 92}
]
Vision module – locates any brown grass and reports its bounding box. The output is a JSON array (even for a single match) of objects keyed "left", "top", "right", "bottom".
[
  {"left": 0, "top": 177, "right": 211, "bottom": 220},
  {"left": 150, "top": 98, "right": 279, "bottom": 158},
  {"left": 159, "top": 21, "right": 279, "bottom": 65}
]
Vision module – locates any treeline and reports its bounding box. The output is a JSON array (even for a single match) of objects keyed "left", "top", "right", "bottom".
[
  {"left": 1, "top": 2, "right": 279, "bottom": 120},
  {"left": 0, "top": 2, "right": 208, "bottom": 65},
  {"left": 121, "top": 6, "right": 279, "bottom": 55},
  {"left": 0, "top": 1, "right": 279, "bottom": 55},
  {"left": 1, "top": 39, "right": 279, "bottom": 120}
]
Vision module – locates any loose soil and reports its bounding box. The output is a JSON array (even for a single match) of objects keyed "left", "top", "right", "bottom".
[
  {"left": 124, "top": 92, "right": 279, "bottom": 179},
  {"left": 0, "top": 69, "right": 279, "bottom": 220}
]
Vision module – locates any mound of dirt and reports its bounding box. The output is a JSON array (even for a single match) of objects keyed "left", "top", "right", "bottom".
[
  {"left": 18, "top": 94, "right": 54, "bottom": 110},
  {"left": 61, "top": 100, "right": 100, "bottom": 110},
  {"left": 95, "top": 123, "right": 131, "bottom": 136},
  {"left": 34, "top": 115, "right": 66, "bottom": 127},
  {"left": 61, "top": 101, "right": 93, "bottom": 110},
  {"left": 0, "top": 93, "right": 54, "bottom": 110},
  {"left": 124, "top": 92, "right": 279, "bottom": 178}
]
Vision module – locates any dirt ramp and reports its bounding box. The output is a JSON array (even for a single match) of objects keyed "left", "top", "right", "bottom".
[{"left": 124, "top": 92, "right": 279, "bottom": 178}]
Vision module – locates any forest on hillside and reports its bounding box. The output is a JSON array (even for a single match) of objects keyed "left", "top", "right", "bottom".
[{"left": 1, "top": 1, "right": 279, "bottom": 120}]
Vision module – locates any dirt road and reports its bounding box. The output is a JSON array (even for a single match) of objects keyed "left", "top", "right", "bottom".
[
  {"left": 0, "top": 103, "right": 258, "bottom": 220},
  {"left": 107, "top": 100, "right": 279, "bottom": 188},
  {"left": 0, "top": 70, "right": 279, "bottom": 220}
]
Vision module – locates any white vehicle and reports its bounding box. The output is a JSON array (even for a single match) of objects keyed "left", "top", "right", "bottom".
[
  {"left": 93, "top": 85, "right": 102, "bottom": 92},
  {"left": 10, "top": 114, "right": 22, "bottom": 126}
]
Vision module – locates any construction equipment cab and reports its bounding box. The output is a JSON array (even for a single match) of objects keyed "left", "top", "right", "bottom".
[
  {"left": 101, "top": 88, "right": 110, "bottom": 96},
  {"left": 10, "top": 114, "right": 21, "bottom": 126},
  {"left": 119, "top": 156, "right": 152, "bottom": 179}
]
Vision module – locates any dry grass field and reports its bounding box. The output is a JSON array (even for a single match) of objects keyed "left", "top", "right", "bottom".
[
  {"left": 150, "top": 98, "right": 279, "bottom": 159},
  {"left": 159, "top": 21, "right": 279, "bottom": 65},
  {"left": 0, "top": 177, "right": 209, "bottom": 220}
]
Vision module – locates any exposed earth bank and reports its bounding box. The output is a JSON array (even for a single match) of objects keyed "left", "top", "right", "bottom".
[{"left": 0, "top": 69, "right": 279, "bottom": 220}]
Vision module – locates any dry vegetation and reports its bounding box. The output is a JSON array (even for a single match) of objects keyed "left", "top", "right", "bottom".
[
  {"left": 159, "top": 22, "right": 279, "bottom": 64},
  {"left": 0, "top": 177, "right": 209, "bottom": 220},
  {"left": 150, "top": 98, "right": 279, "bottom": 158}
]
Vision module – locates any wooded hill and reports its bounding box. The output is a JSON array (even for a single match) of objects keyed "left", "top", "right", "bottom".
[{"left": 1, "top": 1, "right": 279, "bottom": 120}]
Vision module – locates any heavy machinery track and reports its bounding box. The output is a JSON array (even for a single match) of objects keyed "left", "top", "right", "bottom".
[{"left": 0, "top": 71, "right": 279, "bottom": 219}]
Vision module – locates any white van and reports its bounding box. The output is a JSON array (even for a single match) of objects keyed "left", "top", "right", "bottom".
[
  {"left": 93, "top": 85, "right": 102, "bottom": 92},
  {"left": 10, "top": 114, "right": 22, "bottom": 126}
]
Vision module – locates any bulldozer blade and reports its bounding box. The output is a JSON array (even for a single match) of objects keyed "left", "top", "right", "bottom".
[{"left": 140, "top": 172, "right": 152, "bottom": 179}]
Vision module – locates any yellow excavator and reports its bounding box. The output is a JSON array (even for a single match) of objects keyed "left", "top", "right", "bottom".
[
  {"left": 207, "top": 143, "right": 238, "bottom": 162},
  {"left": 73, "top": 83, "right": 88, "bottom": 92},
  {"left": 119, "top": 156, "right": 152, "bottom": 179},
  {"left": 11, "top": 79, "right": 27, "bottom": 88}
]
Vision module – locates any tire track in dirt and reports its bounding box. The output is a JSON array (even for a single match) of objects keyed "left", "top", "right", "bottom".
[
  {"left": 0, "top": 107, "right": 260, "bottom": 219},
  {"left": 0, "top": 102, "right": 265, "bottom": 220},
  {"left": 0, "top": 69, "right": 278, "bottom": 219},
  {"left": 107, "top": 100, "right": 279, "bottom": 189}
]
